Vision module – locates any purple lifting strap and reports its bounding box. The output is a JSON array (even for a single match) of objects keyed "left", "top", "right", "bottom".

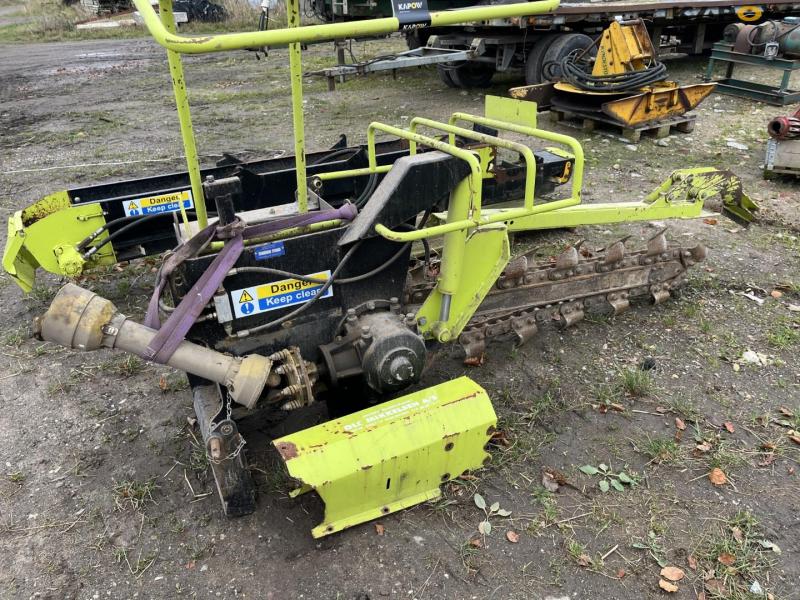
[{"left": 143, "top": 203, "right": 358, "bottom": 364}]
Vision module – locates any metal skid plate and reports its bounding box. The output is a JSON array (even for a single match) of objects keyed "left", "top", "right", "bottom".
[{"left": 273, "top": 376, "right": 496, "bottom": 538}]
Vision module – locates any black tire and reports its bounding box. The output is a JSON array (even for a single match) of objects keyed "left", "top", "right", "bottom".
[
  {"left": 541, "top": 33, "right": 593, "bottom": 81},
  {"left": 437, "top": 64, "right": 459, "bottom": 88},
  {"left": 405, "top": 29, "right": 432, "bottom": 50},
  {"left": 524, "top": 33, "right": 560, "bottom": 85},
  {"left": 448, "top": 62, "right": 494, "bottom": 88}
]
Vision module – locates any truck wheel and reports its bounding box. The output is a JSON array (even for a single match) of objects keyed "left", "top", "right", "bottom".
[
  {"left": 405, "top": 29, "right": 431, "bottom": 50},
  {"left": 448, "top": 62, "right": 494, "bottom": 88},
  {"left": 541, "top": 33, "right": 593, "bottom": 81},
  {"left": 437, "top": 64, "right": 459, "bottom": 88},
  {"left": 524, "top": 33, "right": 560, "bottom": 85}
]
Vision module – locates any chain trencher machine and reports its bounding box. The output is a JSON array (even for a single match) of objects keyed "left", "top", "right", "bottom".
[{"left": 5, "top": 0, "right": 756, "bottom": 537}]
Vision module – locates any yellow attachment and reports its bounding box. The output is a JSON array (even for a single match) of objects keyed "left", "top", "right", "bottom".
[
  {"left": 273, "top": 376, "right": 496, "bottom": 538},
  {"left": 3, "top": 192, "right": 113, "bottom": 292},
  {"left": 593, "top": 20, "right": 656, "bottom": 77},
  {"left": 600, "top": 82, "right": 717, "bottom": 126}
]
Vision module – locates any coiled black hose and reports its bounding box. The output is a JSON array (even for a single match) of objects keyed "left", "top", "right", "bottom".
[{"left": 551, "top": 49, "right": 668, "bottom": 92}]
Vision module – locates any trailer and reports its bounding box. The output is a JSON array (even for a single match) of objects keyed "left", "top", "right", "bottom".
[{"left": 309, "top": 0, "right": 800, "bottom": 87}]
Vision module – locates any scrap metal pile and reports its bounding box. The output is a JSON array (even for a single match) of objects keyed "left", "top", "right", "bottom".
[{"left": 6, "top": 0, "right": 757, "bottom": 538}]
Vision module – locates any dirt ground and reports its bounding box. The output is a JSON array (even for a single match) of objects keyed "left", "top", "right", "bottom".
[{"left": 1, "top": 22, "right": 799, "bottom": 600}]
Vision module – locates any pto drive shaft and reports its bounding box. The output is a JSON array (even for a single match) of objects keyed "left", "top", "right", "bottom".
[{"left": 35, "top": 284, "right": 270, "bottom": 409}]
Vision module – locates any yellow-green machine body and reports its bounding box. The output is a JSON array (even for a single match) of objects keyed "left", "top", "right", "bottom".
[{"left": 5, "top": 0, "right": 757, "bottom": 539}]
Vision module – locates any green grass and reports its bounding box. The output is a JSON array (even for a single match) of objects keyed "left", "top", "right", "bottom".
[
  {"left": 693, "top": 511, "right": 777, "bottom": 600},
  {"left": 766, "top": 320, "right": 800, "bottom": 349},
  {"left": 640, "top": 436, "right": 683, "bottom": 465},
  {"left": 618, "top": 368, "right": 653, "bottom": 398},
  {"left": 112, "top": 478, "right": 158, "bottom": 511}
]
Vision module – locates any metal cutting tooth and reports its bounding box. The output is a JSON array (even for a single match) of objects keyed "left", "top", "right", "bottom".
[
  {"left": 554, "top": 245, "right": 579, "bottom": 270},
  {"left": 604, "top": 235, "right": 630, "bottom": 264},
  {"left": 646, "top": 228, "right": 669, "bottom": 256}
]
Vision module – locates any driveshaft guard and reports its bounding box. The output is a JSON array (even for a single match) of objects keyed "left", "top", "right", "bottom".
[{"left": 273, "top": 376, "right": 496, "bottom": 537}]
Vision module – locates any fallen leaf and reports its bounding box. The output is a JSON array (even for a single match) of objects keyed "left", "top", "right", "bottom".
[
  {"left": 661, "top": 566, "right": 686, "bottom": 581},
  {"left": 789, "top": 435, "right": 800, "bottom": 446},
  {"left": 469, "top": 537, "right": 483, "bottom": 548},
  {"left": 761, "top": 442, "right": 776, "bottom": 451},
  {"left": 789, "top": 467, "right": 796, "bottom": 475},
  {"left": 186, "top": 560, "right": 196, "bottom": 570},
  {"left": 696, "top": 441, "right": 713, "bottom": 453},
  {"left": 703, "top": 218, "right": 718, "bottom": 225},
  {"left": 675, "top": 417, "right": 686, "bottom": 431},
  {"left": 598, "top": 403, "right": 609, "bottom": 414},
  {"left": 674, "top": 429, "right": 684, "bottom": 443},
  {"left": 758, "top": 453, "right": 776, "bottom": 467},
  {"left": 770, "top": 289, "right": 783, "bottom": 298},
  {"left": 659, "top": 579, "right": 679, "bottom": 593},
  {"left": 609, "top": 403, "right": 625, "bottom": 412},
  {"left": 542, "top": 470, "right": 560, "bottom": 493},
  {"left": 778, "top": 407, "right": 795, "bottom": 417},
  {"left": 463, "top": 354, "right": 485, "bottom": 367},
  {"left": 731, "top": 526, "right": 743, "bottom": 543},
  {"left": 158, "top": 375, "right": 168, "bottom": 391},
  {"left": 375, "top": 523, "right": 385, "bottom": 536},
  {"left": 709, "top": 468, "right": 728, "bottom": 486},
  {"left": 656, "top": 406, "right": 668, "bottom": 414},
  {"left": 490, "top": 430, "right": 511, "bottom": 447},
  {"left": 717, "top": 552, "right": 736, "bottom": 566},
  {"left": 723, "top": 422, "right": 735, "bottom": 433},
  {"left": 576, "top": 554, "right": 592, "bottom": 567},
  {"left": 616, "top": 568, "right": 626, "bottom": 579},
  {"left": 688, "top": 555, "right": 698, "bottom": 570},
  {"left": 506, "top": 530, "right": 520, "bottom": 543},
  {"left": 758, "top": 540, "right": 781, "bottom": 554},
  {"left": 788, "top": 304, "right": 800, "bottom": 312},
  {"left": 705, "top": 579, "right": 726, "bottom": 595}
]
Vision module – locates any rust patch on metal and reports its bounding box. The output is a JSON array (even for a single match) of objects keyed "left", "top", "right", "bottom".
[
  {"left": 275, "top": 441, "right": 299, "bottom": 460},
  {"left": 21, "top": 195, "right": 72, "bottom": 227}
]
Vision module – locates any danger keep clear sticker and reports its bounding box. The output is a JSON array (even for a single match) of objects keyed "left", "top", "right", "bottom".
[
  {"left": 232, "top": 270, "right": 333, "bottom": 319},
  {"left": 123, "top": 189, "right": 194, "bottom": 217}
]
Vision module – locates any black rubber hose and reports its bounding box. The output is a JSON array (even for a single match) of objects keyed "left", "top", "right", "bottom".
[
  {"left": 77, "top": 209, "right": 214, "bottom": 252},
  {"left": 555, "top": 49, "right": 667, "bottom": 92}
]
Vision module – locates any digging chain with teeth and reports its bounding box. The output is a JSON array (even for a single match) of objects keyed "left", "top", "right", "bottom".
[{"left": 404, "top": 232, "right": 708, "bottom": 358}]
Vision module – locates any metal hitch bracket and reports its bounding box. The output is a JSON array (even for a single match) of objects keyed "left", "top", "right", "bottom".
[{"left": 274, "top": 376, "right": 496, "bottom": 538}]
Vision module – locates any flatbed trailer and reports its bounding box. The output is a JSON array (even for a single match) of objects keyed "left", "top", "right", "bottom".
[{"left": 310, "top": 0, "right": 800, "bottom": 87}]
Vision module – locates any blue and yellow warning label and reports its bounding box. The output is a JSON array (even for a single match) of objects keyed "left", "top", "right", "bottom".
[
  {"left": 231, "top": 270, "right": 333, "bottom": 318},
  {"left": 123, "top": 190, "right": 194, "bottom": 217}
]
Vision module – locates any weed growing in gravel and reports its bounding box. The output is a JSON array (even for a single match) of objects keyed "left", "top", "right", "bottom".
[
  {"left": 709, "top": 442, "right": 749, "bottom": 473},
  {"left": 693, "top": 511, "right": 778, "bottom": 599},
  {"left": 101, "top": 355, "right": 145, "bottom": 377},
  {"left": 112, "top": 479, "right": 158, "bottom": 511},
  {"left": 6, "top": 471, "right": 25, "bottom": 484},
  {"left": 1, "top": 327, "right": 26, "bottom": 347},
  {"left": 766, "top": 320, "right": 800, "bottom": 349},
  {"left": 640, "top": 436, "right": 683, "bottom": 465},
  {"left": 618, "top": 368, "right": 653, "bottom": 397}
]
